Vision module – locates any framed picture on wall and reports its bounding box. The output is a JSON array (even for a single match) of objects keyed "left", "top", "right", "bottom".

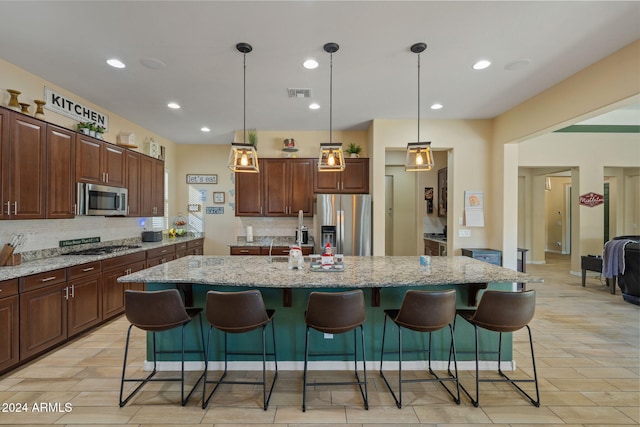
[{"left": 213, "top": 192, "right": 225, "bottom": 204}]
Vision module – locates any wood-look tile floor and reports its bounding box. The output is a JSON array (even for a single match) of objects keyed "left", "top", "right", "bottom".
[{"left": 1, "top": 253, "right": 638, "bottom": 426}]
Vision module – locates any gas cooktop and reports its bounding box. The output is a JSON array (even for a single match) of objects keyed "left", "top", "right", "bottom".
[{"left": 64, "top": 245, "right": 142, "bottom": 256}]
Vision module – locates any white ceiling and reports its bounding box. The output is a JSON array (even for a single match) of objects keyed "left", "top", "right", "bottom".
[{"left": 0, "top": 1, "right": 638, "bottom": 145}]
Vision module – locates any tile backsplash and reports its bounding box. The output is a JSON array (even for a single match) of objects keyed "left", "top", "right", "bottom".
[
  {"left": 0, "top": 216, "right": 158, "bottom": 258},
  {"left": 236, "top": 217, "right": 313, "bottom": 239}
]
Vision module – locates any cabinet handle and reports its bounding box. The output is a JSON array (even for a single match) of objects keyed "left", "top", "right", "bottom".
[
  {"left": 73, "top": 203, "right": 77, "bottom": 215},
  {"left": 64, "top": 286, "right": 69, "bottom": 300},
  {"left": 40, "top": 276, "right": 58, "bottom": 282},
  {"left": 106, "top": 173, "right": 109, "bottom": 183},
  {"left": 5, "top": 201, "right": 9, "bottom": 215},
  {"left": 70, "top": 285, "right": 75, "bottom": 298},
  {"left": 13, "top": 201, "right": 17, "bottom": 215},
  {"left": 82, "top": 267, "right": 95, "bottom": 272},
  {"left": 240, "top": 249, "right": 249, "bottom": 254}
]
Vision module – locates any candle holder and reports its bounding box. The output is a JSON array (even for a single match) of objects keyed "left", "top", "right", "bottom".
[
  {"left": 19, "top": 103, "right": 30, "bottom": 114},
  {"left": 6, "top": 89, "right": 21, "bottom": 111},
  {"left": 34, "top": 100, "right": 46, "bottom": 119}
]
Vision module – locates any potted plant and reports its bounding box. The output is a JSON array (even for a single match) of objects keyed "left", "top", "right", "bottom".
[
  {"left": 247, "top": 128, "right": 258, "bottom": 148},
  {"left": 95, "top": 125, "right": 106, "bottom": 139},
  {"left": 77, "top": 122, "right": 91, "bottom": 135},
  {"left": 88, "top": 123, "right": 97, "bottom": 137},
  {"left": 345, "top": 143, "right": 362, "bottom": 158}
]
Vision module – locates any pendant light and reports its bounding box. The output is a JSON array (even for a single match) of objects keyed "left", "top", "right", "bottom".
[
  {"left": 227, "top": 42, "right": 259, "bottom": 173},
  {"left": 405, "top": 42, "right": 434, "bottom": 172},
  {"left": 318, "top": 42, "right": 345, "bottom": 172}
]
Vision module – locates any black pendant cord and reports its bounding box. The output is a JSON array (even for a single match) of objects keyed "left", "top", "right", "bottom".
[
  {"left": 417, "top": 51, "right": 421, "bottom": 142},
  {"left": 243, "top": 51, "right": 247, "bottom": 144},
  {"left": 329, "top": 51, "right": 333, "bottom": 143}
]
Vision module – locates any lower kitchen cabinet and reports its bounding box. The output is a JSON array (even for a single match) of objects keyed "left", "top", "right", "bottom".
[
  {"left": 102, "top": 252, "right": 146, "bottom": 320},
  {"left": 146, "top": 244, "right": 176, "bottom": 267},
  {"left": 20, "top": 282, "right": 68, "bottom": 360},
  {"left": 187, "top": 238, "right": 204, "bottom": 255},
  {"left": 230, "top": 246, "right": 261, "bottom": 255},
  {"left": 67, "top": 261, "right": 102, "bottom": 338},
  {"left": 461, "top": 248, "right": 502, "bottom": 266},
  {"left": 230, "top": 245, "right": 312, "bottom": 256},
  {"left": 0, "top": 279, "right": 19, "bottom": 373}
]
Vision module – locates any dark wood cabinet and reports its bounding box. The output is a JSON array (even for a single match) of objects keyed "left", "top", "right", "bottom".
[
  {"left": 146, "top": 244, "right": 176, "bottom": 267},
  {"left": 230, "top": 245, "right": 312, "bottom": 256},
  {"left": 1, "top": 112, "right": 47, "bottom": 219},
  {"left": 140, "top": 155, "right": 165, "bottom": 217},
  {"left": 67, "top": 262, "right": 102, "bottom": 337},
  {"left": 186, "top": 238, "right": 204, "bottom": 255},
  {"left": 424, "top": 239, "right": 445, "bottom": 256},
  {"left": 0, "top": 279, "right": 19, "bottom": 373},
  {"left": 102, "top": 252, "right": 146, "bottom": 320},
  {"left": 125, "top": 150, "right": 141, "bottom": 217},
  {"left": 76, "top": 135, "right": 126, "bottom": 187},
  {"left": 20, "top": 282, "right": 68, "bottom": 360},
  {"left": 235, "top": 160, "right": 263, "bottom": 216},
  {"left": 230, "top": 246, "right": 261, "bottom": 255},
  {"left": 46, "top": 124, "right": 76, "bottom": 219},
  {"left": 313, "top": 158, "right": 369, "bottom": 194},
  {"left": 263, "top": 158, "right": 314, "bottom": 216}
]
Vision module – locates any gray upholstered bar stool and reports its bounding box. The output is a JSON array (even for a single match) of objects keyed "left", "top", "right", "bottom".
[
  {"left": 202, "top": 289, "right": 278, "bottom": 410},
  {"left": 119, "top": 289, "right": 205, "bottom": 407},
  {"left": 379, "top": 289, "right": 460, "bottom": 408},
  {"left": 451, "top": 289, "right": 540, "bottom": 407},
  {"left": 302, "top": 289, "right": 368, "bottom": 412}
]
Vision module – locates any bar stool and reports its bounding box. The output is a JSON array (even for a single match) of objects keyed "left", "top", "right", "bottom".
[
  {"left": 379, "top": 289, "right": 460, "bottom": 408},
  {"left": 302, "top": 289, "right": 368, "bottom": 412},
  {"left": 202, "top": 290, "right": 278, "bottom": 410},
  {"left": 119, "top": 289, "right": 205, "bottom": 407},
  {"left": 451, "top": 290, "right": 540, "bottom": 407}
]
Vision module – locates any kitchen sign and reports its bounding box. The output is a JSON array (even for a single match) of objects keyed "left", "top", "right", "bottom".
[
  {"left": 579, "top": 192, "right": 604, "bottom": 207},
  {"left": 44, "top": 87, "right": 109, "bottom": 130}
]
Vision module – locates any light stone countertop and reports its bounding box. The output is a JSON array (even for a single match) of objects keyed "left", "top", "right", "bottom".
[
  {"left": 0, "top": 235, "right": 203, "bottom": 282},
  {"left": 117, "top": 255, "right": 541, "bottom": 288},
  {"left": 232, "top": 236, "right": 315, "bottom": 248}
]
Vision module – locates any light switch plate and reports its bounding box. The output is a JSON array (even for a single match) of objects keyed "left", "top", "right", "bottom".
[{"left": 459, "top": 229, "right": 471, "bottom": 237}]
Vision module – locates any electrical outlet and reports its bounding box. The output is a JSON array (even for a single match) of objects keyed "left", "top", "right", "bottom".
[
  {"left": 324, "top": 333, "right": 333, "bottom": 339},
  {"left": 458, "top": 229, "right": 471, "bottom": 237},
  {"left": 458, "top": 217, "right": 463, "bottom": 225}
]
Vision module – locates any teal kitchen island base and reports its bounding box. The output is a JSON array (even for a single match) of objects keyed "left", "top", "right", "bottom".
[{"left": 118, "top": 256, "right": 540, "bottom": 371}]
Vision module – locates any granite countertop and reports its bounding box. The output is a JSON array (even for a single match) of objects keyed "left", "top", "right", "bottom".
[
  {"left": 424, "top": 233, "right": 447, "bottom": 244},
  {"left": 118, "top": 255, "right": 542, "bottom": 288},
  {"left": 0, "top": 234, "right": 203, "bottom": 282},
  {"left": 232, "top": 236, "right": 315, "bottom": 248}
]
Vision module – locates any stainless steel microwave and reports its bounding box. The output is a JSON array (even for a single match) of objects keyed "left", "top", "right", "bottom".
[{"left": 76, "top": 183, "right": 128, "bottom": 216}]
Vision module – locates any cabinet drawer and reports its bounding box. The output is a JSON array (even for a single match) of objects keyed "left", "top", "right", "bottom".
[
  {"left": 147, "top": 245, "right": 176, "bottom": 259},
  {"left": 20, "top": 268, "right": 67, "bottom": 292},
  {"left": 147, "top": 253, "right": 176, "bottom": 267},
  {"left": 0, "top": 278, "right": 19, "bottom": 298},
  {"left": 175, "top": 242, "right": 188, "bottom": 252},
  {"left": 230, "top": 246, "right": 261, "bottom": 255},
  {"left": 187, "top": 238, "right": 204, "bottom": 248},
  {"left": 102, "top": 251, "right": 146, "bottom": 271},
  {"left": 474, "top": 254, "right": 501, "bottom": 265},
  {"left": 67, "top": 261, "right": 101, "bottom": 280}
]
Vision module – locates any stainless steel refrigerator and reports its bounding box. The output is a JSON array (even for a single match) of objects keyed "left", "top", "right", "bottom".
[{"left": 315, "top": 194, "right": 372, "bottom": 255}]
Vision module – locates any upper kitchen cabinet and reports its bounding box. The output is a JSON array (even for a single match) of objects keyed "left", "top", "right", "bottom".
[
  {"left": 125, "top": 151, "right": 141, "bottom": 217},
  {"left": 46, "top": 125, "right": 76, "bottom": 219},
  {"left": 75, "top": 135, "right": 126, "bottom": 188},
  {"left": 1, "top": 112, "right": 47, "bottom": 219},
  {"left": 313, "top": 158, "right": 369, "bottom": 194},
  {"left": 263, "top": 158, "right": 314, "bottom": 217},
  {"left": 235, "top": 160, "right": 262, "bottom": 216},
  {"left": 139, "top": 155, "right": 165, "bottom": 217}
]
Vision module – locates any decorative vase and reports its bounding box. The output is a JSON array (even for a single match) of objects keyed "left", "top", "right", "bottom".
[
  {"left": 95, "top": 132, "right": 103, "bottom": 140},
  {"left": 89, "top": 130, "right": 96, "bottom": 137},
  {"left": 19, "top": 103, "right": 30, "bottom": 114},
  {"left": 81, "top": 128, "right": 90, "bottom": 135},
  {"left": 6, "top": 89, "right": 21, "bottom": 111},
  {"left": 33, "top": 100, "right": 46, "bottom": 119},
  {"left": 350, "top": 153, "right": 359, "bottom": 158}
]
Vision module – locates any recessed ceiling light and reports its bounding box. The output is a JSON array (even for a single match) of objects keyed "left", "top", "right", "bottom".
[
  {"left": 141, "top": 57, "right": 166, "bottom": 70},
  {"left": 106, "top": 58, "right": 125, "bottom": 69},
  {"left": 201, "top": 127, "right": 211, "bottom": 132},
  {"left": 473, "top": 59, "right": 491, "bottom": 70},
  {"left": 167, "top": 102, "right": 180, "bottom": 109},
  {"left": 303, "top": 59, "right": 319, "bottom": 69},
  {"left": 504, "top": 59, "right": 531, "bottom": 71},
  {"left": 430, "top": 103, "right": 443, "bottom": 110},
  {"left": 309, "top": 103, "right": 320, "bottom": 110}
]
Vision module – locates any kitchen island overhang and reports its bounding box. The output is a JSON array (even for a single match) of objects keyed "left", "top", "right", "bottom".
[{"left": 118, "top": 256, "right": 542, "bottom": 371}]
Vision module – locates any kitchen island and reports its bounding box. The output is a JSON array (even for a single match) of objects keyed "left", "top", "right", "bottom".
[{"left": 118, "top": 255, "right": 541, "bottom": 370}]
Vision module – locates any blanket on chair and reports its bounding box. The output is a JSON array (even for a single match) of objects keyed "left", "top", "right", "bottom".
[{"left": 602, "top": 239, "right": 633, "bottom": 279}]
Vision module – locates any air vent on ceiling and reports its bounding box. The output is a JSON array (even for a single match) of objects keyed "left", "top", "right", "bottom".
[{"left": 287, "top": 88, "right": 311, "bottom": 98}]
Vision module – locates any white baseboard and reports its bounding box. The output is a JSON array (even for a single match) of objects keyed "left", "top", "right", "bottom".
[{"left": 143, "top": 360, "right": 516, "bottom": 372}]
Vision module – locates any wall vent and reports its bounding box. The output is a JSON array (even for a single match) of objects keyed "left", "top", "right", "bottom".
[{"left": 287, "top": 88, "right": 312, "bottom": 98}]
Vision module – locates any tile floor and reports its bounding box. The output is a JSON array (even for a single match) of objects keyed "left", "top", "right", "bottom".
[{"left": 0, "top": 253, "right": 638, "bottom": 426}]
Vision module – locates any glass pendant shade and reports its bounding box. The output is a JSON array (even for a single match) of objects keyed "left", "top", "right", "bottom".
[
  {"left": 227, "top": 143, "right": 259, "bottom": 173},
  {"left": 318, "top": 143, "right": 345, "bottom": 172},
  {"left": 405, "top": 142, "right": 434, "bottom": 172}
]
